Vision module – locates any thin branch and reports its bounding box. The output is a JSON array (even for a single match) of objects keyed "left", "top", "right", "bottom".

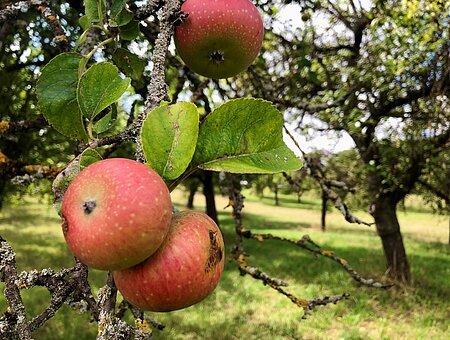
[
  {"left": 284, "top": 127, "right": 374, "bottom": 226},
  {"left": 0, "top": 236, "right": 32, "bottom": 339},
  {"left": 239, "top": 230, "right": 392, "bottom": 289}
]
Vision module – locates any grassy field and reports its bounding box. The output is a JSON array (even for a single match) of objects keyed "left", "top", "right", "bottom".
[{"left": 0, "top": 191, "right": 449, "bottom": 339}]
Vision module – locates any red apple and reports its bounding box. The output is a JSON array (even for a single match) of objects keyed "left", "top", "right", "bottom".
[
  {"left": 174, "top": 0, "right": 264, "bottom": 79},
  {"left": 114, "top": 210, "right": 224, "bottom": 312},
  {"left": 61, "top": 158, "right": 172, "bottom": 271}
]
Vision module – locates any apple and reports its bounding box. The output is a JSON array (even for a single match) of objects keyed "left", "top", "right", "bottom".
[
  {"left": 174, "top": 0, "right": 264, "bottom": 79},
  {"left": 113, "top": 210, "right": 225, "bottom": 312},
  {"left": 61, "top": 158, "right": 172, "bottom": 271}
]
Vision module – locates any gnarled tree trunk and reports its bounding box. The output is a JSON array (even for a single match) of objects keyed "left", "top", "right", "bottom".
[{"left": 371, "top": 196, "right": 410, "bottom": 282}]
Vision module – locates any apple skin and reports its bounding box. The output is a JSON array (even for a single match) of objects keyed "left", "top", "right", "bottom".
[
  {"left": 113, "top": 210, "right": 225, "bottom": 312},
  {"left": 174, "top": 0, "right": 264, "bottom": 79},
  {"left": 61, "top": 158, "right": 172, "bottom": 271}
]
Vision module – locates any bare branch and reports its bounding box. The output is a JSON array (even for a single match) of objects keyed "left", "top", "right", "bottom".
[
  {"left": 240, "top": 230, "right": 392, "bottom": 289},
  {"left": 284, "top": 127, "right": 374, "bottom": 227},
  {"left": 0, "top": 236, "right": 32, "bottom": 339}
]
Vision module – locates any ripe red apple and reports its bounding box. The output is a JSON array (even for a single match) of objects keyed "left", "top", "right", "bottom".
[
  {"left": 174, "top": 0, "right": 264, "bottom": 79},
  {"left": 114, "top": 210, "right": 225, "bottom": 312},
  {"left": 61, "top": 158, "right": 172, "bottom": 271}
]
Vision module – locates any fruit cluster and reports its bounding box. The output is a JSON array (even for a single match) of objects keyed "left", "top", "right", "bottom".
[{"left": 61, "top": 158, "right": 224, "bottom": 312}]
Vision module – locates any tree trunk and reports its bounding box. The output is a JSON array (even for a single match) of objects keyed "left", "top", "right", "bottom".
[
  {"left": 186, "top": 182, "right": 199, "bottom": 209},
  {"left": 274, "top": 185, "right": 279, "bottom": 206},
  {"left": 202, "top": 171, "right": 219, "bottom": 226},
  {"left": 321, "top": 190, "right": 327, "bottom": 231},
  {"left": 371, "top": 196, "right": 411, "bottom": 282}
]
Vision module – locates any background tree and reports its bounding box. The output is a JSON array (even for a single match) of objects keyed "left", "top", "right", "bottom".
[
  {"left": 228, "top": 0, "right": 450, "bottom": 281},
  {"left": 417, "top": 148, "right": 450, "bottom": 244}
]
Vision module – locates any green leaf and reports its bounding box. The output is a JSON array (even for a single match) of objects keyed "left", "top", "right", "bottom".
[
  {"left": 110, "top": 8, "right": 133, "bottom": 27},
  {"left": 141, "top": 102, "right": 199, "bottom": 180},
  {"left": 110, "top": 0, "right": 126, "bottom": 18},
  {"left": 77, "top": 62, "right": 130, "bottom": 120},
  {"left": 79, "top": 148, "right": 102, "bottom": 169},
  {"left": 119, "top": 20, "right": 140, "bottom": 40},
  {"left": 192, "top": 98, "right": 302, "bottom": 173},
  {"left": 37, "top": 53, "right": 88, "bottom": 141},
  {"left": 85, "top": 0, "right": 106, "bottom": 23},
  {"left": 110, "top": 0, "right": 133, "bottom": 26},
  {"left": 79, "top": 15, "right": 92, "bottom": 30},
  {"left": 112, "top": 48, "right": 146, "bottom": 81},
  {"left": 93, "top": 103, "right": 117, "bottom": 134}
]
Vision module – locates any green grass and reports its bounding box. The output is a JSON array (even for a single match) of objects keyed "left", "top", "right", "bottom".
[{"left": 1, "top": 192, "right": 449, "bottom": 339}]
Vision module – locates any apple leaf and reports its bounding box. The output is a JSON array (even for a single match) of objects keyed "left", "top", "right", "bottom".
[
  {"left": 85, "top": 0, "right": 106, "bottom": 23},
  {"left": 141, "top": 102, "right": 199, "bottom": 180},
  {"left": 119, "top": 20, "right": 140, "bottom": 40},
  {"left": 110, "top": 0, "right": 133, "bottom": 27},
  {"left": 93, "top": 103, "right": 117, "bottom": 134},
  {"left": 52, "top": 148, "right": 102, "bottom": 215},
  {"left": 110, "top": 0, "right": 126, "bottom": 18},
  {"left": 37, "top": 52, "right": 88, "bottom": 141},
  {"left": 79, "top": 148, "right": 102, "bottom": 169},
  {"left": 192, "top": 98, "right": 302, "bottom": 173},
  {"left": 112, "top": 48, "right": 146, "bottom": 81},
  {"left": 77, "top": 62, "right": 130, "bottom": 121},
  {"left": 79, "top": 15, "right": 91, "bottom": 30},
  {"left": 110, "top": 8, "right": 133, "bottom": 27}
]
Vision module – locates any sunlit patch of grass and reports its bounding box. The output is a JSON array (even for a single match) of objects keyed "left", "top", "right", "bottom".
[{"left": 0, "top": 194, "right": 449, "bottom": 339}]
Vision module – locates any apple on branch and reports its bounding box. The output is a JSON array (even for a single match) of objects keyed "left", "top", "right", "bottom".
[
  {"left": 61, "top": 158, "right": 172, "bottom": 271},
  {"left": 114, "top": 210, "right": 225, "bottom": 312},
  {"left": 174, "top": 0, "right": 264, "bottom": 79}
]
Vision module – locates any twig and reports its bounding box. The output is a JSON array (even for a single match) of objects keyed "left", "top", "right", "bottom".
[
  {"left": 284, "top": 126, "right": 374, "bottom": 226},
  {"left": 239, "top": 230, "right": 393, "bottom": 289},
  {"left": 302, "top": 293, "right": 350, "bottom": 319}
]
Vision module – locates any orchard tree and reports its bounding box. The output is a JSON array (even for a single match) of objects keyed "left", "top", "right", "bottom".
[
  {"left": 417, "top": 148, "right": 450, "bottom": 244},
  {"left": 228, "top": 0, "right": 450, "bottom": 281}
]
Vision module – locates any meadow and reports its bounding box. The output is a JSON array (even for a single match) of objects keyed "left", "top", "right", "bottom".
[{"left": 0, "top": 190, "right": 448, "bottom": 339}]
